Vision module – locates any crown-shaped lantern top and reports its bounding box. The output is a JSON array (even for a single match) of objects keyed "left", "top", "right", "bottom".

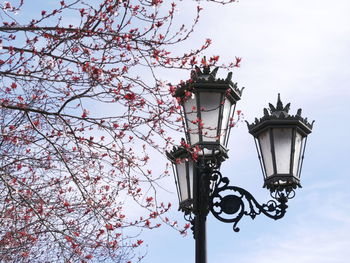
[
  {"left": 247, "top": 94, "right": 314, "bottom": 136},
  {"left": 174, "top": 65, "right": 243, "bottom": 101}
]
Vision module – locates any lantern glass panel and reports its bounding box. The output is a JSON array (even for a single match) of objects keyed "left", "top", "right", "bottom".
[
  {"left": 200, "top": 92, "right": 221, "bottom": 142},
  {"left": 188, "top": 161, "right": 194, "bottom": 200},
  {"left": 176, "top": 161, "right": 188, "bottom": 202},
  {"left": 258, "top": 130, "right": 274, "bottom": 177},
  {"left": 273, "top": 128, "right": 293, "bottom": 174},
  {"left": 293, "top": 132, "right": 304, "bottom": 177},
  {"left": 220, "top": 98, "right": 234, "bottom": 146},
  {"left": 183, "top": 94, "right": 199, "bottom": 145}
]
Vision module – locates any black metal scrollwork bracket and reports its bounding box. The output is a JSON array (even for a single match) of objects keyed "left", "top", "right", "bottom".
[{"left": 209, "top": 169, "right": 291, "bottom": 232}]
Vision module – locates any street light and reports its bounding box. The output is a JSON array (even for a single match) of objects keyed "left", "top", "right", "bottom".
[{"left": 166, "top": 66, "right": 314, "bottom": 263}]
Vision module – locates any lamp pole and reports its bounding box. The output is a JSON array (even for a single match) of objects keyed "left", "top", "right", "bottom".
[
  {"left": 194, "top": 166, "right": 210, "bottom": 263},
  {"left": 195, "top": 219, "right": 207, "bottom": 263},
  {"left": 195, "top": 194, "right": 207, "bottom": 263},
  {"left": 166, "top": 65, "right": 313, "bottom": 263}
]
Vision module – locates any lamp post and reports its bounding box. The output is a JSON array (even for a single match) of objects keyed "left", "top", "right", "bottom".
[{"left": 166, "top": 66, "right": 314, "bottom": 263}]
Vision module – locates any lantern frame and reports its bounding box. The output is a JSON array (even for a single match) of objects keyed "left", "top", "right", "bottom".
[
  {"left": 174, "top": 66, "right": 243, "bottom": 161},
  {"left": 247, "top": 94, "right": 314, "bottom": 191}
]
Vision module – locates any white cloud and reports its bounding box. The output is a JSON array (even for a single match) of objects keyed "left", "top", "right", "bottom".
[{"left": 235, "top": 226, "right": 350, "bottom": 263}]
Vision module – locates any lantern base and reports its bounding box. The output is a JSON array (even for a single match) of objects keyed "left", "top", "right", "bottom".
[
  {"left": 193, "top": 142, "right": 229, "bottom": 163},
  {"left": 179, "top": 199, "right": 194, "bottom": 215},
  {"left": 264, "top": 175, "right": 301, "bottom": 192}
]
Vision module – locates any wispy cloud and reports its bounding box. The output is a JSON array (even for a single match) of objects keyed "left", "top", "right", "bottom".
[{"left": 235, "top": 226, "right": 350, "bottom": 263}]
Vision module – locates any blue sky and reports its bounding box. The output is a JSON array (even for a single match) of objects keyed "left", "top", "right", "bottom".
[
  {"left": 4, "top": 0, "right": 349, "bottom": 262},
  {"left": 143, "top": 0, "right": 350, "bottom": 263}
]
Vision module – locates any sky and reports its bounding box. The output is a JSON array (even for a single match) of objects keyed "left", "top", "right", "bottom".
[
  {"left": 3, "top": 0, "right": 349, "bottom": 262},
  {"left": 142, "top": 1, "right": 350, "bottom": 263}
]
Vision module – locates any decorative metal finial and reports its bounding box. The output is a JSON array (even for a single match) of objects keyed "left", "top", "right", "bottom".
[
  {"left": 193, "top": 63, "right": 218, "bottom": 79},
  {"left": 276, "top": 93, "right": 283, "bottom": 110},
  {"left": 247, "top": 93, "right": 314, "bottom": 132},
  {"left": 268, "top": 93, "right": 290, "bottom": 117}
]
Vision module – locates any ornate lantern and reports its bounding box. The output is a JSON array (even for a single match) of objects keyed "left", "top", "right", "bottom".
[
  {"left": 174, "top": 66, "right": 243, "bottom": 159},
  {"left": 247, "top": 94, "right": 314, "bottom": 191},
  {"left": 166, "top": 146, "right": 196, "bottom": 213}
]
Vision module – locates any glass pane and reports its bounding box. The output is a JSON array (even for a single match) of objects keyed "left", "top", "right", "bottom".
[
  {"left": 199, "top": 92, "right": 221, "bottom": 142},
  {"left": 220, "top": 98, "right": 233, "bottom": 146},
  {"left": 172, "top": 164, "right": 181, "bottom": 204},
  {"left": 188, "top": 161, "right": 194, "bottom": 200},
  {"left": 183, "top": 94, "right": 199, "bottom": 145},
  {"left": 176, "top": 161, "right": 188, "bottom": 202},
  {"left": 273, "top": 128, "right": 293, "bottom": 174},
  {"left": 292, "top": 132, "right": 303, "bottom": 178},
  {"left": 258, "top": 130, "right": 274, "bottom": 177},
  {"left": 296, "top": 134, "right": 306, "bottom": 178}
]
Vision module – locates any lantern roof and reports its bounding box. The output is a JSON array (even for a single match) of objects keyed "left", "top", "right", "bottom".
[
  {"left": 174, "top": 65, "right": 244, "bottom": 103},
  {"left": 166, "top": 143, "right": 228, "bottom": 165},
  {"left": 247, "top": 94, "right": 314, "bottom": 136}
]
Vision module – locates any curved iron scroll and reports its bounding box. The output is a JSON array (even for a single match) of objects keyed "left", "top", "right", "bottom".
[{"left": 209, "top": 170, "right": 289, "bottom": 232}]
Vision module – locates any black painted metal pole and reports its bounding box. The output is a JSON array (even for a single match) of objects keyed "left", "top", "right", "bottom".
[
  {"left": 195, "top": 213, "right": 207, "bottom": 263},
  {"left": 194, "top": 166, "right": 209, "bottom": 263}
]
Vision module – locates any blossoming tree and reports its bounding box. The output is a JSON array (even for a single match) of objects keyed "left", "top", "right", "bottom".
[{"left": 0, "top": 0, "right": 239, "bottom": 262}]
